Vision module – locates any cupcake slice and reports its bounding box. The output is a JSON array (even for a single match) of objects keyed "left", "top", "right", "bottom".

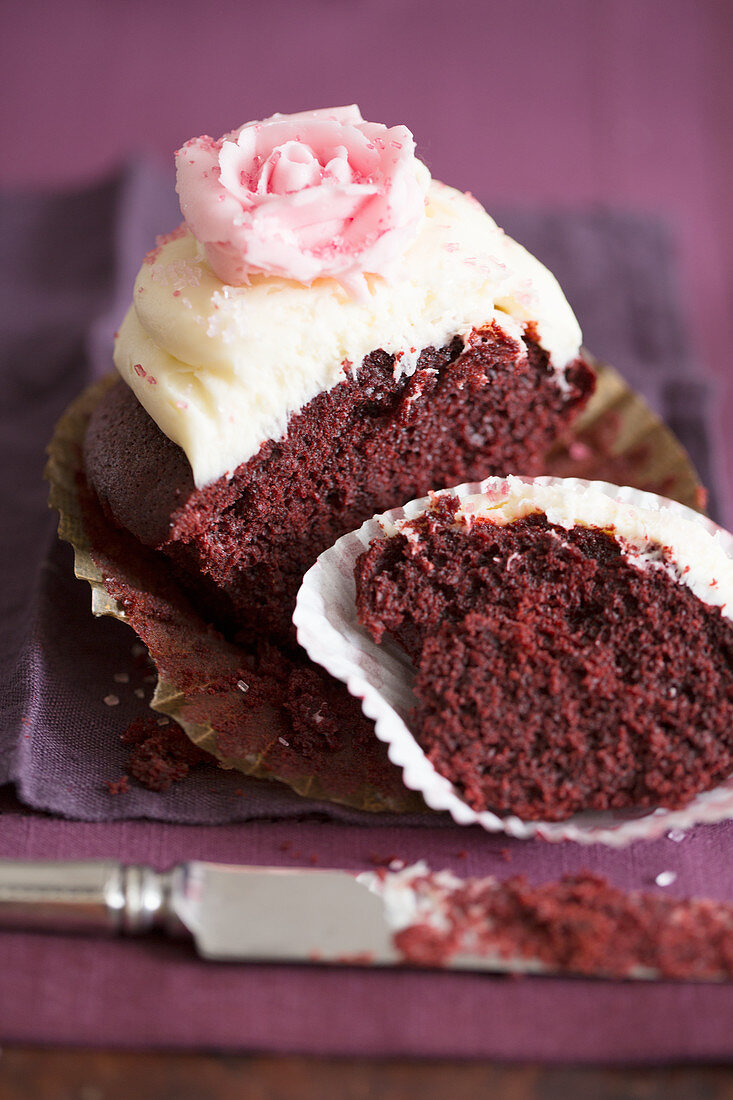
[
  {"left": 83, "top": 107, "right": 593, "bottom": 645},
  {"left": 354, "top": 478, "right": 733, "bottom": 822}
]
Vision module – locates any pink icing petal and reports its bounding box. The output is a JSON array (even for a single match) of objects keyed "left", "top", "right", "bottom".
[{"left": 175, "top": 106, "right": 429, "bottom": 292}]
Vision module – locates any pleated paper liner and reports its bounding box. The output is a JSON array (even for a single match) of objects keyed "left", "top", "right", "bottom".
[
  {"left": 295, "top": 477, "right": 733, "bottom": 846},
  {"left": 46, "top": 356, "right": 707, "bottom": 817},
  {"left": 46, "top": 375, "right": 421, "bottom": 813}
]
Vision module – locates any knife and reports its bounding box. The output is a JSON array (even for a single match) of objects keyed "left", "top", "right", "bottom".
[{"left": 0, "top": 859, "right": 730, "bottom": 981}]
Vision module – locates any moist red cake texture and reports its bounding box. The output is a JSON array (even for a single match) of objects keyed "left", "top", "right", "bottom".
[
  {"left": 84, "top": 325, "right": 593, "bottom": 645},
  {"left": 355, "top": 495, "right": 733, "bottom": 820},
  {"left": 392, "top": 870, "right": 733, "bottom": 979},
  {"left": 76, "top": 462, "right": 421, "bottom": 809}
]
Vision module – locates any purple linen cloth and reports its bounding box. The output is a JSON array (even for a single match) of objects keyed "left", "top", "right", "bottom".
[
  {"left": 1, "top": 166, "right": 732, "bottom": 1060},
  {"left": 1, "top": 804, "right": 732, "bottom": 1061}
]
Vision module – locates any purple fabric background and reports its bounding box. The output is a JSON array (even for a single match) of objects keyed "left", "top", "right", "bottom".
[{"left": 1, "top": 0, "right": 732, "bottom": 1056}]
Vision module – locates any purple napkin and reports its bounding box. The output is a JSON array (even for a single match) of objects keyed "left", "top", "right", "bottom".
[{"left": 1, "top": 166, "right": 732, "bottom": 1061}]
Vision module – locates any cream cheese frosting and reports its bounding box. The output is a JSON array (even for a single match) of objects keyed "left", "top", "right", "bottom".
[
  {"left": 384, "top": 477, "right": 733, "bottom": 619},
  {"left": 114, "top": 181, "right": 583, "bottom": 489}
]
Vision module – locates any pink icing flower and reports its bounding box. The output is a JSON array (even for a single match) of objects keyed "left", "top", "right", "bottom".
[{"left": 175, "top": 106, "right": 429, "bottom": 295}]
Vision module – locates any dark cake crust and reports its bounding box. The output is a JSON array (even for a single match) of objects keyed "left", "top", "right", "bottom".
[
  {"left": 355, "top": 499, "right": 733, "bottom": 820},
  {"left": 84, "top": 327, "right": 593, "bottom": 641}
]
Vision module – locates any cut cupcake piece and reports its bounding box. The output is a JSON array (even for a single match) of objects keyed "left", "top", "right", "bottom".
[{"left": 354, "top": 478, "right": 733, "bottom": 821}]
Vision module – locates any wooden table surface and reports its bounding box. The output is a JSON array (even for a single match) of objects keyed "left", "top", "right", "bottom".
[{"left": 0, "top": 1051, "right": 732, "bottom": 1099}]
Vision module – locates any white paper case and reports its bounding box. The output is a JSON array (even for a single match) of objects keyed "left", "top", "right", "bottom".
[{"left": 294, "top": 476, "right": 733, "bottom": 846}]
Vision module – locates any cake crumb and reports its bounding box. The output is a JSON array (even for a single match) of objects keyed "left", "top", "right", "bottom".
[
  {"left": 104, "top": 776, "right": 129, "bottom": 796},
  {"left": 667, "top": 829, "right": 687, "bottom": 843},
  {"left": 369, "top": 853, "right": 403, "bottom": 868},
  {"left": 121, "top": 715, "right": 209, "bottom": 792}
]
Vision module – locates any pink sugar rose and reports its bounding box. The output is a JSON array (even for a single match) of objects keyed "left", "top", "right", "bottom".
[{"left": 175, "top": 106, "right": 429, "bottom": 295}]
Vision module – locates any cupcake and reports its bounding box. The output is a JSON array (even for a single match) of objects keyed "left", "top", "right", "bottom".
[
  {"left": 351, "top": 477, "right": 733, "bottom": 821},
  {"left": 82, "top": 106, "right": 594, "bottom": 647},
  {"left": 293, "top": 476, "right": 733, "bottom": 837}
]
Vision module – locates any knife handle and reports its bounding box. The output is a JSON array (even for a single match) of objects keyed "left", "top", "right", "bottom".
[{"left": 0, "top": 859, "right": 184, "bottom": 936}]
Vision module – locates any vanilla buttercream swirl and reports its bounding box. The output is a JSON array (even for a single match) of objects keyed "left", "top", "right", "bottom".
[
  {"left": 114, "top": 181, "right": 583, "bottom": 488},
  {"left": 175, "top": 106, "right": 429, "bottom": 296}
]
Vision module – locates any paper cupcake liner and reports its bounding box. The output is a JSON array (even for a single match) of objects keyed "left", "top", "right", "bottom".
[
  {"left": 294, "top": 476, "right": 733, "bottom": 845},
  {"left": 45, "top": 377, "right": 423, "bottom": 813}
]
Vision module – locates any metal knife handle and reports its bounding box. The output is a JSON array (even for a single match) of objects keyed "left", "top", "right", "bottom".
[{"left": 0, "top": 859, "right": 184, "bottom": 937}]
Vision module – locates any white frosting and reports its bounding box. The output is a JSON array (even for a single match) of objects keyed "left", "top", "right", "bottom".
[
  {"left": 114, "top": 181, "right": 582, "bottom": 489},
  {"left": 391, "top": 477, "right": 733, "bottom": 619},
  {"left": 358, "top": 862, "right": 462, "bottom": 933}
]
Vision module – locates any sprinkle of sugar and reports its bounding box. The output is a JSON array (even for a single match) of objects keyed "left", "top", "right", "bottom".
[
  {"left": 156, "top": 717, "right": 170, "bottom": 727},
  {"left": 236, "top": 679, "right": 249, "bottom": 692},
  {"left": 655, "top": 871, "right": 677, "bottom": 887},
  {"left": 133, "top": 363, "right": 146, "bottom": 378},
  {"left": 113, "top": 672, "right": 130, "bottom": 684},
  {"left": 278, "top": 737, "right": 290, "bottom": 747},
  {"left": 103, "top": 694, "right": 120, "bottom": 707},
  {"left": 150, "top": 257, "right": 203, "bottom": 291},
  {"left": 667, "top": 829, "right": 687, "bottom": 843},
  {"left": 568, "top": 441, "right": 593, "bottom": 461}
]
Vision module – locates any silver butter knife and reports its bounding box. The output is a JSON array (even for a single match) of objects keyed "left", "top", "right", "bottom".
[{"left": 0, "top": 859, "right": 730, "bottom": 981}]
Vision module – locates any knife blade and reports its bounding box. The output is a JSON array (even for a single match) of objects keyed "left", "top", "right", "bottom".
[{"left": 0, "top": 859, "right": 730, "bottom": 981}]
